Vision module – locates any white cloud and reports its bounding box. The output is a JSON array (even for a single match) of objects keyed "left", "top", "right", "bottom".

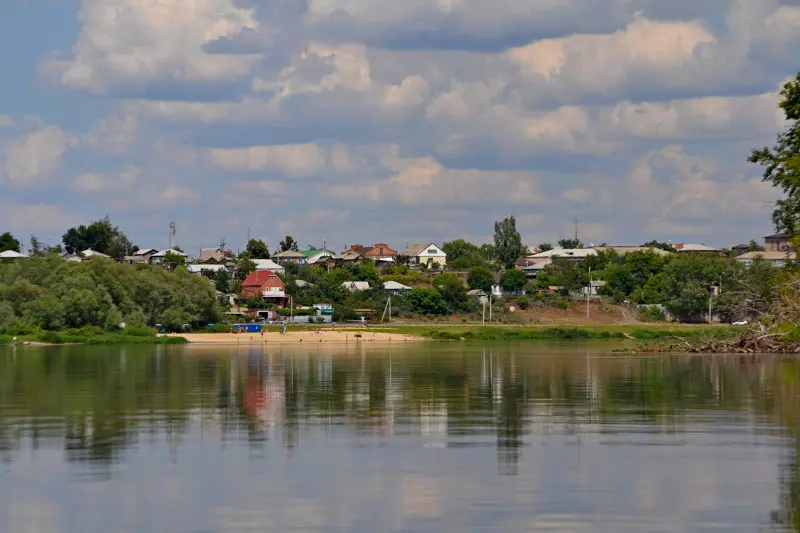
[
  {"left": 0, "top": 125, "right": 74, "bottom": 187},
  {"left": 74, "top": 165, "right": 141, "bottom": 192},
  {"left": 208, "top": 143, "right": 328, "bottom": 177},
  {"left": 159, "top": 184, "right": 201, "bottom": 205},
  {"left": 44, "top": 0, "right": 262, "bottom": 94}
]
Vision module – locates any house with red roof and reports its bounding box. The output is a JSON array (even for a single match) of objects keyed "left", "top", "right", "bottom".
[{"left": 241, "top": 270, "right": 288, "bottom": 307}]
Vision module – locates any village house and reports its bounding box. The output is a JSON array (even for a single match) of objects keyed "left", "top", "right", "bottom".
[
  {"left": 342, "top": 281, "right": 371, "bottom": 292},
  {"left": 593, "top": 245, "right": 672, "bottom": 256},
  {"left": 273, "top": 250, "right": 307, "bottom": 265},
  {"left": 401, "top": 243, "right": 447, "bottom": 268},
  {"left": 252, "top": 258, "right": 284, "bottom": 273},
  {"left": 149, "top": 248, "right": 187, "bottom": 265},
  {"left": 764, "top": 233, "right": 793, "bottom": 252},
  {"left": 522, "top": 247, "right": 596, "bottom": 277},
  {"left": 301, "top": 249, "right": 337, "bottom": 265},
  {"left": 196, "top": 248, "right": 230, "bottom": 264},
  {"left": 383, "top": 281, "right": 412, "bottom": 294},
  {"left": 186, "top": 264, "right": 229, "bottom": 275},
  {"left": 0, "top": 250, "right": 28, "bottom": 260},
  {"left": 735, "top": 251, "right": 796, "bottom": 267},
  {"left": 674, "top": 243, "right": 720, "bottom": 254},
  {"left": 344, "top": 243, "right": 398, "bottom": 262},
  {"left": 241, "top": 270, "right": 289, "bottom": 307}
]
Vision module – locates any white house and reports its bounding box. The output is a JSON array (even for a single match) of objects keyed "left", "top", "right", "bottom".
[
  {"left": 383, "top": 281, "right": 412, "bottom": 294},
  {"left": 342, "top": 281, "right": 371, "bottom": 292},
  {"left": 252, "top": 258, "right": 284, "bottom": 273},
  {"left": 150, "top": 248, "right": 188, "bottom": 264},
  {"left": 0, "top": 250, "right": 28, "bottom": 259},
  {"left": 401, "top": 243, "right": 447, "bottom": 267},
  {"left": 187, "top": 264, "right": 228, "bottom": 274},
  {"left": 81, "top": 248, "right": 110, "bottom": 259},
  {"left": 736, "top": 251, "right": 796, "bottom": 267},
  {"left": 304, "top": 249, "right": 337, "bottom": 265}
]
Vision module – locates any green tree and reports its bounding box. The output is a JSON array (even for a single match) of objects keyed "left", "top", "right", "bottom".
[
  {"left": 432, "top": 273, "right": 470, "bottom": 312},
  {"left": 558, "top": 238, "right": 583, "bottom": 249},
  {"left": 642, "top": 240, "right": 678, "bottom": 253},
  {"left": 407, "top": 288, "right": 449, "bottom": 315},
  {"left": 749, "top": 73, "right": 800, "bottom": 233},
  {"left": 468, "top": 267, "right": 494, "bottom": 291},
  {"left": 62, "top": 216, "right": 136, "bottom": 258},
  {"left": 493, "top": 216, "right": 524, "bottom": 268},
  {"left": 162, "top": 251, "right": 186, "bottom": 269},
  {"left": 538, "top": 242, "right": 553, "bottom": 252},
  {"left": 235, "top": 253, "right": 256, "bottom": 282},
  {"left": 28, "top": 235, "right": 45, "bottom": 257},
  {"left": 442, "top": 239, "right": 479, "bottom": 262},
  {"left": 0, "top": 232, "right": 21, "bottom": 253},
  {"left": 279, "top": 235, "right": 299, "bottom": 252},
  {"left": 245, "top": 239, "right": 270, "bottom": 259},
  {"left": 747, "top": 239, "right": 765, "bottom": 252},
  {"left": 500, "top": 269, "right": 527, "bottom": 293}
]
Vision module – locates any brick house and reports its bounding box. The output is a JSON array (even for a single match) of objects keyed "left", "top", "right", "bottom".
[
  {"left": 241, "top": 270, "right": 288, "bottom": 307},
  {"left": 764, "top": 233, "right": 793, "bottom": 252},
  {"left": 343, "top": 243, "right": 397, "bottom": 262}
]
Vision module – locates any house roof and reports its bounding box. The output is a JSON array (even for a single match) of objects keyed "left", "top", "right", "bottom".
[
  {"left": 274, "top": 250, "right": 305, "bottom": 258},
  {"left": 0, "top": 250, "right": 28, "bottom": 259},
  {"left": 133, "top": 248, "right": 158, "bottom": 256},
  {"left": 252, "top": 259, "right": 284, "bottom": 271},
  {"left": 81, "top": 248, "right": 110, "bottom": 258},
  {"left": 401, "top": 243, "right": 443, "bottom": 256},
  {"left": 467, "top": 289, "right": 487, "bottom": 296},
  {"left": 674, "top": 243, "right": 719, "bottom": 252},
  {"left": 736, "top": 251, "right": 796, "bottom": 261},
  {"left": 124, "top": 255, "right": 148, "bottom": 264},
  {"left": 339, "top": 251, "right": 365, "bottom": 261},
  {"left": 152, "top": 248, "right": 187, "bottom": 257},
  {"left": 529, "top": 248, "right": 597, "bottom": 259},
  {"left": 765, "top": 233, "right": 792, "bottom": 240},
  {"left": 593, "top": 246, "right": 672, "bottom": 256},
  {"left": 342, "top": 281, "right": 371, "bottom": 291},
  {"left": 383, "top": 281, "right": 412, "bottom": 291},
  {"left": 187, "top": 264, "right": 228, "bottom": 273},
  {"left": 197, "top": 248, "right": 228, "bottom": 263},
  {"left": 242, "top": 270, "right": 281, "bottom": 287},
  {"left": 295, "top": 280, "right": 315, "bottom": 287}
]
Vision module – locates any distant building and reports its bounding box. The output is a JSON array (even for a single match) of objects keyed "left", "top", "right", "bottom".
[
  {"left": 735, "top": 251, "right": 796, "bottom": 268},
  {"left": 674, "top": 243, "right": 720, "bottom": 254},
  {"left": 764, "top": 233, "right": 793, "bottom": 252},
  {"left": 344, "top": 243, "right": 398, "bottom": 262},
  {"left": 241, "top": 270, "right": 288, "bottom": 306},
  {"left": 342, "top": 281, "right": 371, "bottom": 292},
  {"left": 400, "top": 243, "right": 447, "bottom": 268},
  {"left": 273, "top": 250, "right": 306, "bottom": 265}
]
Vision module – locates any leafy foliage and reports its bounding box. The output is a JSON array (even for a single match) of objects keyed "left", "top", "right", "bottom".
[
  {"left": 279, "top": 235, "right": 299, "bottom": 252},
  {"left": 0, "top": 232, "right": 21, "bottom": 253},
  {"left": 749, "top": 73, "right": 800, "bottom": 233},
  {"left": 467, "top": 267, "right": 494, "bottom": 291},
  {"left": 62, "top": 216, "right": 136, "bottom": 258},
  {"left": 537, "top": 242, "right": 553, "bottom": 252},
  {"left": 0, "top": 257, "right": 219, "bottom": 333},
  {"left": 558, "top": 238, "right": 583, "bottom": 249},
  {"left": 493, "top": 216, "right": 524, "bottom": 268},
  {"left": 500, "top": 269, "right": 527, "bottom": 293},
  {"left": 245, "top": 239, "right": 270, "bottom": 259}
]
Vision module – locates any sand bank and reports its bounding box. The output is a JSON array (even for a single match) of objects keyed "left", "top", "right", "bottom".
[{"left": 171, "top": 330, "right": 425, "bottom": 345}]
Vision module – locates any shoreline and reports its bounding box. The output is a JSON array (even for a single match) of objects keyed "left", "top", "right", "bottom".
[{"left": 174, "top": 330, "right": 425, "bottom": 345}]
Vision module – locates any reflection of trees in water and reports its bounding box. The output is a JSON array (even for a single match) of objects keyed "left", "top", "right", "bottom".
[{"left": 2, "top": 346, "right": 800, "bottom": 512}]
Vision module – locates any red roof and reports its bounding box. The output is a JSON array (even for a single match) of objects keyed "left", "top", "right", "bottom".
[{"left": 242, "top": 270, "right": 277, "bottom": 287}]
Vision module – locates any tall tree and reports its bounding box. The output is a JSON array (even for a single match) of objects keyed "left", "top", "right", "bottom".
[
  {"left": 558, "top": 238, "right": 583, "bottom": 249},
  {"left": 62, "top": 216, "right": 136, "bottom": 258},
  {"left": 442, "top": 239, "right": 479, "bottom": 262},
  {"left": 642, "top": 240, "right": 677, "bottom": 253},
  {"left": 235, "top": 252, "right": 256, "bottom": 282},
  {"left": 538, "top": 242, "right": 554, "bottom": 252},
  {"left": 750, "top": 73, "right": 800, "bottom": 233},
  {"left": 493, "top": 216, "right": 524, "bottom": 269},
  {"left": 467, "top": 267, "right": 494, "bottom": 292},
  {"left": 29, "top": 235, "right": 44, "bottom": 257},
  {"left": 0, "top": 232, "right": 21, "bottom": 253},
  {"left": 245, "top": 239, "right": 270, "bottom": 259},
  {"left": 279, "top": 235, "right": 299, "bottom": 252}
]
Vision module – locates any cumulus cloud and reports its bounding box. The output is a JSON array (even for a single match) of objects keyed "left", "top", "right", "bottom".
[
  {"left": 10, "top": 0, "right": 797, "bottom": 248},
  {"left": 0, "top": 124, "right": 74, "bottom": 187}
]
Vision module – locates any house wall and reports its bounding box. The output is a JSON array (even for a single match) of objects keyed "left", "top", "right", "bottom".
[{"left": 765, "top": 238, "right": 792, "bottom": 252}]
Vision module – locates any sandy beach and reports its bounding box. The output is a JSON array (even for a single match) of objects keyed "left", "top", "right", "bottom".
[{"left": 171, "top": 329, "right": 425, "bottom": 345}]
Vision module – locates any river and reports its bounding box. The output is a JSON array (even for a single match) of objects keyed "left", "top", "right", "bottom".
[{"left": 1, "top": 342, "right": 800, "bottom": 532}]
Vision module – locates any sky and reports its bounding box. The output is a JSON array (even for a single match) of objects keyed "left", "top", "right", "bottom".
[{"left": 0, "top": 0, "right": 799, "bottom": 254}]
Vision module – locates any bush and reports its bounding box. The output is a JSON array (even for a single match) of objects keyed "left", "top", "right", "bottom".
[
  {"left": 555, "top": 298, "right": 569, "bottom": 310},
  {"left": 124, "top": 325, "right": 157, "bottom": 337},
  {"left": 516, "top": 296, "right": 530, "bottom": 309}
]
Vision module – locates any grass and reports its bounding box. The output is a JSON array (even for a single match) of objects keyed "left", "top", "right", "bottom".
[
  {"left": 0, "top": 330, "right": 188, "bottom": 346},
  {"left": 367, "top": 324, "right": 742, "bottom": 341}
]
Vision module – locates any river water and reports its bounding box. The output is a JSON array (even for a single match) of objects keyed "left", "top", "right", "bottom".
[{"left": 1, "top": 342, "right": 800, "bottom": 532}]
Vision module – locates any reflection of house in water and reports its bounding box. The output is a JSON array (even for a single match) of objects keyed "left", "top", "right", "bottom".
[
  {"left": 242, "top": 356, "right": 285, "bottom": 431},
  {"left": 420, "top": 402, "right": 448, "bottom": 440}
]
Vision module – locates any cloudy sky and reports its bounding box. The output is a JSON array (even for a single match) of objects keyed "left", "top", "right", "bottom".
[{"left": 0, "top": 0, "right": 798, "bottom": 253}]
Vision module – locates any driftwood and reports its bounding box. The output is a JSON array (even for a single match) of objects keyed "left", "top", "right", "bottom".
[{"left": 633, "top": 333, "right": 800, "bottom": 354}]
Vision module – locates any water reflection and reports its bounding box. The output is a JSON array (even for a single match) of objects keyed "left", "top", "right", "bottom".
[{"left": 0, "top": 344, "right": 800, "bottom": 532}]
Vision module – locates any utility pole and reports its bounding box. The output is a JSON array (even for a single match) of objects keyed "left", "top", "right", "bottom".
[
  {"left": 708, "top": 292, "right": 713, "bottom": 325},
  {"left": 586, "top": 266, "right": 591, "bottom": 320},
  {"left": 482, "top": 297, "right": 486, "bottom": 325},
  {"left": 489, "top": 293, "right": 492, "bottom": 323},
  {"left": 290, "top": 296, "right": 294, "bottom": 325}
]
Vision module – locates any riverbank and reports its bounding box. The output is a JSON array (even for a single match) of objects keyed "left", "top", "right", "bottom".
[
  {"left": 0, "top": 331, "right": 187, "bottom": 346},
  {"left": 175, "top": 329, "right": 424, "bottom": 345},
  {"left": 370, "top": 324, "right": 740, "bottom": 341}
]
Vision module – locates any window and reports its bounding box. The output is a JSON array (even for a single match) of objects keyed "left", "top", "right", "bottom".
[{"left": 428, "top": 248, "right": 437, "bottom": 255}]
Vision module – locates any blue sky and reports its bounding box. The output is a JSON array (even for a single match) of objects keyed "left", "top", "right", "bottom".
[{"left": 0, "top": 0, "right": 798, "bottom": 254}]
